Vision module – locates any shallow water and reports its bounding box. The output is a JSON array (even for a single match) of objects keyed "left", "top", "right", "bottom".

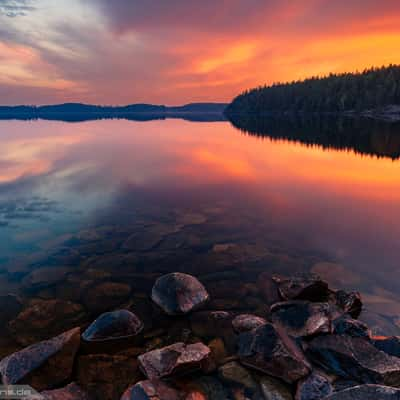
[{"left": 0, "top": 116, "right": 400, "bottom": 355}]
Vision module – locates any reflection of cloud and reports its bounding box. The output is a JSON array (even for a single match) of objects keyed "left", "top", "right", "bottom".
[{"left": 0, "top": 0, "right": 35, "bottom": 17}]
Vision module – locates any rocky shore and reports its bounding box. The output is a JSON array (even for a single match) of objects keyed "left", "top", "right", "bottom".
[{"left": 1, "top": 271, "right": 400, "bottom": 399}]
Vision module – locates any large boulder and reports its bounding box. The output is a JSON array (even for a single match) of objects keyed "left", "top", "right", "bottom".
[
  {"left": 324, "top": 384, "right": 400, "bottom": 399},
  {"left": 40, "top": 383, "right": 90, "bottom": 400},
  {"left": 82, "top": 309, "right": 143, "bottom": 342},
  {"left": 271, "top": 301, "right": 331, "bottom": 338},
  {"left": 151, "top": 273, "right": 209, "bottom": 315},
  {"left": 121, "top": 380, "right": 181, "bottom": 400},
  {"left": 138, "top": 342, "right": 211, "bottom": 379},
  {"left": 307, "top": 335, "right": 400, "bottom": 386},
  {"left": 295, "top": 373, "right": 332, "bottom": 400},
  {"left": 232, "top": 314, "right": 267, "bottom": 333},
  {"left": 238, "top": 323, "right": 311, "bottom": 384},
  {"left": 273, "top": 274, "right": 329, "bottom": 302},
  {"left": 0, "top": 328, "right": 80, "bottom": 391}
]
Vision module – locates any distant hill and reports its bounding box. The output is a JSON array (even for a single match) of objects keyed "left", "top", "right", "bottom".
[
  {"left": 226, "top": 65, "right": 400, "bottom": 121},
  {"left": 0, "top": 102, "right": 228, "bottom": 122}
]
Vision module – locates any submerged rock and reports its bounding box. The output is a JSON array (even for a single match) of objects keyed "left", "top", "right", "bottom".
[
  {"left": 82, "top": 309, "right": 143, "bottom": 342},
  {"left": 259, "top": 376, "right": 293, "bottom": 400},
  {"left": 0, "top": 327, "right": 80, "bottom": 391},
  {"left": 138, "top": 342, "right": 211, "bottom": 379},
  {"left": 307, "top": 334, "right": 400, "bottom": 386},
  {"left": 295, "top": 373, "right": 332, "bottom": 400},
  {"left": 324, "top": 384, "right": 400, "bottom": 399},
  {"left": 40, "top": 382, "right": 90, "bottom": 400},
  {"left": 335, "top": 290, "right": 362, "bottom": 318},
  {"left": 232, "top": 314, "right": 267, "bottom": 333},
  {"left": 238, "top": 323, "right": 311, "bottom": 384},
  {"left": 121, "top": 380, "right": 181, "bottom": 400},
  {"left": 271, "top": 301, "right": 331, "bottom": 338},
  {"left": 273, "top": 274, "right": 329, "bottom": 302},
  {"left": 151, "top": 273, "right": 209, "bottom": 315}
]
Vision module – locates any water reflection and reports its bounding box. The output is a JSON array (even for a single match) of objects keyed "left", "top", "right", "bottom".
[{"left": 0, "top": 117, "right": 400, "bottom": 356}]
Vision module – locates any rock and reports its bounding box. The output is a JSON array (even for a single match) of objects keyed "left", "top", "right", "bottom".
[
  {"left": 77, "top": 352, "right": 141, "bottom": 400},
  {"left": 257, "top": 272, "right": 281, "bottom": 305},
  {"left": 295, "top": 373, "right": 332, "bottom": 400},
  {"left": 273, "top": 274, "right": 329, "bottom": 302},
  {"left": 22, "top": 266, "right": 69, "bottom": 288},
  {"left": 83, "top": 282, "right": 131, "bottom": 313},
  {"left": 271, "top": 301, "right": 331, "bottom": 338},
  {"left": 307, "top": 335, "right": 400, "bottom": 386},
  {"left": 324, "top": 384, "right": 400, "bottom": 399},
  {"left": 218, "top": 361, "right": 257, "bottom": 390},
  {"left": 259, "top": 376, "right": 293, "bottom": 400},
  {"left": 138, "top": 342, "right": 211, "bottom": 379},
  {"left": 190, "top": 376, "right": 230, "bottom": 400},
  {"left": 121, "top": 380, "right": 182, "bottom": 400},
  {"left": 238, "top": 323, "right": 311, "bottom": 384},
  {"left": 0, "top": 293, "right": 22, "bottom": 323},
  {"left": 0, "top": 327, "right": 80, "bottom": 391},
  {"left": 82, "top": 309, "right": 143, "bottom": 342},
  {"left": 232, "top": 314, "right": 267, "bottom": 333},
  {"left": 208, "top": 338, "right": 228, "bottom": 365},
  {"left": 40, "top": 383, "right": 90, "bottom": 400},
  {"left": 8, "top": 299, "right": 85, "bottom": 346},
  {"left": 332, "top": 316, "right": 369, "bottom": 337},
  {"left": 151, "top": 273, "right": 209, "bottom": 315},
  {"left": 335, "top": 290, "right": 362, "bottom": 318},
  {"left": 373, "top": 337, "right": 400, "bottom": 358}
]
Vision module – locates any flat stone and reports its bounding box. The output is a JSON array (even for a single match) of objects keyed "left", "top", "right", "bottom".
[
  {"left": 218, "top": 361, "right": 257, "bottom": 390},
  {"left": 324, "top": 384, "right": 400, "bottom": 399},
  {"left": 271, "top": 301, "right": 331, "bottom": 338},
  {"left": 151, "top": 273, "right": 209, "bottom": 315},
  {"left": 335, "top": 290, "right": 362, "bottom": 318},
  {"left": 273, "top": 274, "right": 329, "bottom": 302},
  {"left": 0, "top": 328, "right": 80, "bottom": 391},
  {"left": 77, "top": 352, "right": 141, "bottom": 400},
  {"left": 8, "top": 299, "right": 85, "bottom": 346},
  {"left": 332, "top": 316, "right": 369, "bottom": 337},
  {"left": 295, "top": 373, "right": 332, "bottom": 400},
  {"left": 138, "top": 342, "right": 211, "bottom": 379},
  {"left": 41, "top": 383, "right": 90, "bottom": 400},
  {"left": 232, "top": 314, "right": 267, "bottom": 333},
  {"left": 238, "top": 323, "right": 311, "bottom": 384},
  {"left": 307, "top": 335, "right": 400, "bottom": 386},
  {"left": 259, "top": 376, "right": 293, "bottom": 400},
  {"left": 121, "top": 380, "right": 181, "bottom": 400},
  {"left": 373, "top": 337, "right": 400, "bottom": 358},
  {"left": 82, "top": 309, "right": 143, "bottom": 342}
]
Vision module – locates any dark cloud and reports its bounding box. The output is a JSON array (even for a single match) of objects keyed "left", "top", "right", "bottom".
[{"left": 0, "top": 0, "right": 35, "bottom": 17}]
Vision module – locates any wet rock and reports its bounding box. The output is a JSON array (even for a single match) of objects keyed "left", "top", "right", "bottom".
[
  {"left": 332, "top": 316, "right": 369, "bottom": 337},
  {"left": 83, "top": 282, "right": 131, "bottom": 313},
  {"left": 8, "top": 299, "right": 85, "bottom": 346},
  {"left": 259, "top": 376, "right": 293, "bottom": 400},
  {"left": 138, "top": 342, "right": 211, "bottom": 379},
  {"left": 219, "top": 361, "right": 257, "bottom": 390},
  {"left": 0, "top": 293, "right": 22, "bottom": 323},
  {"left": 0, "top": 327, "right": 80, "bottom": 391},
  {"left": 82, "top": 309, "right": 143, "bottom": 342},
  {"left": 273, "top": 274, "right": 329, "bottom": 302},
  {"left": 151, "top": 273, "right": 209, "bottom": 315},
  {"left": 22, "top": 266, "right": 70, "bottom": 288},
  {"left": 373, "top": 336, "right": 400, "bottom": 358},
  {"left": 208, "top": 338, "right": 228, "bottom": 366},
  {"left": 295, "top": 373, "right": 332, "bottom": 400},
  {"left": 307, "top": 335, "right": 400, "bottom": 386},
  {"left": 238, "top": 323, "right": 311, "bottom": 384},
  {"left": 324, "top": 384, "right": 400, "bottom": 399},
  {"left": 335, "top": 290, "right": 362, "bottom": 319},
  {"left": 190, "top": 376, "right": 230, "bottom": 400},
  {"left": 331, "top": 379, "right": 360, "bottom": 392},
  {"left": 77, "top": 352, "right": 141, "bottom": 400},
  {"left": 257, "top": 272, "right": 281, "bottom": 305},
  {"left": 121, "top": 380, "right": 182, "bottom": 400},
  {"left": 41, "top": 382, "right": 90, "bottom": 400},
  {"left": 232, "top": 314, "right": 267, "bottom": 333},
  {"left": 271, "top": 301, "right": 331, "bottom": 338}
]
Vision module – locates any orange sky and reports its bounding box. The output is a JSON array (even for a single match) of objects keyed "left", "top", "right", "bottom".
[{"left": 0, "top": 0, "right": 400, "bottom": 105}]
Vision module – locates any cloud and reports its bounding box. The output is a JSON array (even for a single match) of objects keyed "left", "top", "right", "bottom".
[{"left": 0, "top": 0, "right": 35, "bottom": 17}]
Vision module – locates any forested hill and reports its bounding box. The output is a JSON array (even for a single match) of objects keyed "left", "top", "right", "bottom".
[{"left": 226, "top": 65, "right": 400, "bottom": 116}]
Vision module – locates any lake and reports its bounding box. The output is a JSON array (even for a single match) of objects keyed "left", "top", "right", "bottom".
[{"left": 1, "top": 115, "right": 400, "bottom": 356}]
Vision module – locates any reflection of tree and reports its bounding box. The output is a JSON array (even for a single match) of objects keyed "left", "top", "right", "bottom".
[{"left": 228, "top": 114, "right": 400, "bottom": 160}]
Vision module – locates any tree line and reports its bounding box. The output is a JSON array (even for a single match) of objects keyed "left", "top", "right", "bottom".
[{"left": 226, "top": 65, "right": 400, "bottom": 114}]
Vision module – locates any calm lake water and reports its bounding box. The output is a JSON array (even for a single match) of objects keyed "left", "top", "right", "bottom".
[{"left": 1, "top": 116, "right": 400, "bottom": 355}]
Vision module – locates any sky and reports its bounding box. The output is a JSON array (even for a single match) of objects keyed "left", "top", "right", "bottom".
[{"left": 0, "top": 0, "right": 400, "bottom": 105}]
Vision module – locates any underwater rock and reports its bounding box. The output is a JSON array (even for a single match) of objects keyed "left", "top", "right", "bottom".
[
  {"left": 295, "top": 373, "right": 332, "bottom": 400},
  {"left": 151, "top": 273, "right": 209, "bottom": 315},
  {"left": 232, "top": 314, "right": 267, "bottom": 333},
  {"left": 0, "top": 328, "right": 80, "bottom": 391},
  {"left": 138, "top": 342, "right": 211, "bottom": 379},
  {"left": 324, "top": 384, "right": 400, "bottom": 399},
  {"left": 218, "top": 361, "right": 257, "bottom": 390}
]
